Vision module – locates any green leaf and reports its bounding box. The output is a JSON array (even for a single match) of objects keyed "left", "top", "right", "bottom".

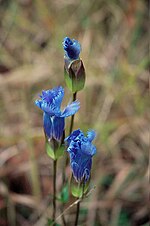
[
  {"left": 57, "top": 183, "right": 69, "bottom": 203},
  {"left": 46, "top": 218, "right": 53, "bottom": 225},
  {"left": 46, "top": 218, "right": 60, "bottom": 226}
]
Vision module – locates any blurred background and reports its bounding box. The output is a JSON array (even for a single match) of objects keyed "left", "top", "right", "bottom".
[{"left": 0, "top": 0, "right": 149, "bottom": 225}]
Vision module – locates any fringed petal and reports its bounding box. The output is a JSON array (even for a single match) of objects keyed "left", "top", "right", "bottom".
[
  {"left": 65, "top": 129, "right": 82, "bottom": 145},
  {"left": 61, "top": 100, "right": 80, "bottom": 117},
  {"left": 87, "top": 130, "right": 96, "bottom": 142}
]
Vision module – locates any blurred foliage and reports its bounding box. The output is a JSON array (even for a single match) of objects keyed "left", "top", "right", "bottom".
[{"left": 0, "top": 0, "right": 149, "bottom": 226}]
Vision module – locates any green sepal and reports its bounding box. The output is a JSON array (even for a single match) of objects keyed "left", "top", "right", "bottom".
[
  {"left": 70, "top": 176, "right": 90, "bottom": 198},
  {"left": 46, "top": 141, "right": 55, "bottom": 160},
  {"left": 64, "top": 59, "right": 85, "bottom": 93},
  {"left": 64, "top": 66, "right": 73, "bottom": 92},
  {"left": 55, "top": 144, "right": 65, "bottom": 160},
  {"left": 46, "top": 141, "right": 64, "bottom": 160}
]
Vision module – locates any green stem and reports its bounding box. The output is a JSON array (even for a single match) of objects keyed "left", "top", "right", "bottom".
[
  {"left": 52, "top": 138, "right": 58, "bottom": 224},
  {"left": 61, "top": 131, "right": 66, "bottom": 184},
  {"left": 74, "top": 182, "right": 85, "bottom": 226},
  {"left": 69, "top": 92, "right": 77, "bottom": 135},
  {"left": 60, "top": 131, "right": 67, "bottom": 226},
  {"left": 74, "top": 201, "right": 80, "bottom": 226},
  {"left": 53, "top": 159, "right": 57, "bottom": 225}
]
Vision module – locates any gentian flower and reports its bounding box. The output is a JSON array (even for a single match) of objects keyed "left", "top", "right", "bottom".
[
  {"left": 63, "top": 37, "right": 81, "bottom": 61},
  {"left": 63, "top": 37, "right": 85, "bottom": 93},
  {"left": 65, "top": 129, "right": 96, "bottom": 183},
  {"left": 35, "top": 86, "right": 80, "bottom": 141}
]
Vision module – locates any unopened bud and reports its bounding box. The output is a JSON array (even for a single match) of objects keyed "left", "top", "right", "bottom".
[{"left": 64, "top": 59, "right": 85, "bottom": 93}]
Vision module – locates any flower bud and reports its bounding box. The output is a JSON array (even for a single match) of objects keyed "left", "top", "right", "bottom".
[
  {"left": 63, "top": 37, "right": 86, "bottom": 93},
  {"left": 64, "top": 59, "right": 85, "bottom": 93}
]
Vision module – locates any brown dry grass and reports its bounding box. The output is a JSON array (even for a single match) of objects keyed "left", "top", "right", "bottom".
[{"left": 0, "top": 0, "right": 149, "bottom": 225}]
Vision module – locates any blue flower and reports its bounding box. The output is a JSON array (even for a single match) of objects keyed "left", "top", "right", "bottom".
[
  {"left": 63, "top": 37, "right": 81, "bottom": 61},
  {"left": 35, "top": 86, "right": 80, "bottom": 141},
  {"left": 65, "top": 129, "right": 96, "bottom": 183}
]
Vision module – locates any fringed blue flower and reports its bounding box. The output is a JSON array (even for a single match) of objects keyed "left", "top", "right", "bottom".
[
  {"left": 63, "top": 37, "right": 81, "bottom": 60},
  {"left": 35, "top": 86, "right": 80, "bottom": 141},
  {"left": 65, "top": 129, "right": 96, "bottom": 183}
]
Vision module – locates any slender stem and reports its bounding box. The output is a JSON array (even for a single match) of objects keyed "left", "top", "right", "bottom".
[
  {"left": 69, "top": 92, "right": 77, "bottom": 135},
  {"left": 60, "top": 206, "right": 67, "bottom": 226},
  {"left": 74, "top": 182, "right": 85, "bottom": 226},
  {"left": 74, "top": 201, "right": 80, "bottom": 226},
  {"left": 60, "top": 131, "right": 67, "bottom": 226},
  {"left": 52, "top": 138, "right": 58, "bottom": 222},
  {"left": 53, "top": 159, "right": 57, "bottom": 225},
  {"left": 61, "top": 131, "right": 66, "bottom": 184}
]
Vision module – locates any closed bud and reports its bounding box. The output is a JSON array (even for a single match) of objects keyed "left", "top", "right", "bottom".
[
  {"left": 64, "top": 59, "right": 85, "bottom": 93},
  {"left": 63, "top": 37, "right": 86, "bottom": 93}
]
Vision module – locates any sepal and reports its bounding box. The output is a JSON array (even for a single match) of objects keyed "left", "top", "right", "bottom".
[
  {"left": 64, "top": 59, "right": 85, "bottom": 93},
  {"left": 70, "top": 175, "right": 90, "bottom": 198},
  {"left": 46, "top": 140, "right": 64, "bottom": 160}
]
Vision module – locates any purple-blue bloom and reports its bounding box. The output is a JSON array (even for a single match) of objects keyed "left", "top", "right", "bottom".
[
  {"left": 63, "top": 37, "right": 81, "bottom": 60},
  {"left": 35, "top": 86, "right": 80, "bottom": 141},
  {"left": 65, "top": 129, "right": 96, "bottom": 183}
]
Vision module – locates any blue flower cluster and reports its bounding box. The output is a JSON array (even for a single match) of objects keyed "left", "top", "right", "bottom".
[
  {"left": 35, "top": 86, "right": 80, "bottom": 141},
  {"left": 65, "top": 129, "right": 96, "bottom": 183},
  {"left": 35, "top": 37, "right": 97, "bottom": 188},
  {"left": 63, "top": 37, "right": 81, "bottom": 61}
]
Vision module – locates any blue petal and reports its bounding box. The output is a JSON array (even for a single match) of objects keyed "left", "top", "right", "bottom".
[
  {"left": 40, "top": 101, "right": 61, "bottom": 116},
  {"left": 81, "top": 158, "right": 92, "bottom": 182},
  {"left": 52, "top": 116, "right": 65, "bottom": 141},
  {"left": 81, "top": 142, "right": 96, "bottom": 156},
  {"left": 77, "top": 153, "right": 91, "bottom": 172},
  {"left": 35, "top": 87, "right": 64, "bottom": 116},
  {"left": 35, "top": 99, "right": 42, "bottom": 109},
  {"left": 90, "top": 144, "right": 96, "bottom": 156},
  {"left": 70, "top": 150, "right": 92, "bottom": 182},
  {"left": 51, "top": 86, "right": 64, "bottom": 109},
  {"left": 63, "top": 37, "right": 81, "bottom": 60},
  {"left": 71, "top": 162, "right": 79, "bottom": 182},
  {"left": 65, "top": 129, "right": 82, "bottom": 145},
  {"left": 87, "top": 130, "right": 96, "bottom": 142},
  {"left": 61, "top": 100, "right": 80, "bottom": 118},
  {"left": 83, "top": 168, "right": 90, "bottom": 182},
  {"left": 65, "top": 128, "right": 96, "bottom": 183},
  {"left": 41, "top": 86, "right": 64, "bottom": 108},
  {"left": 43, "top": 113, "right": 53, "bottom": 139}
]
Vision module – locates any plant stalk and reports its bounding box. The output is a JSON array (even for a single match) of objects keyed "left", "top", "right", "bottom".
[
  {"left": 60, "top": 131, "right": 67, "bottom": 226},
  {"left": 74, "top": 201, "right": 80, "bottom": 226},
  {"left": 53, "top": 159, "right": 57, "bottom": 225},
  {"left": 74, "top": 182, "right": 85, "bottom": 226},
  {"left": 69, "top": 92, "right": 77, "bottom": 135}
]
